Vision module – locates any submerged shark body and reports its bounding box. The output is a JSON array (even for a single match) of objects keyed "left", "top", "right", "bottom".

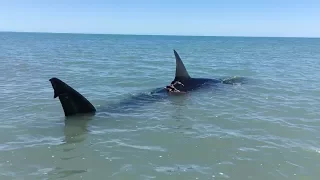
[{"left": 50, "top": 50, "right": 247, "bottom": 117}]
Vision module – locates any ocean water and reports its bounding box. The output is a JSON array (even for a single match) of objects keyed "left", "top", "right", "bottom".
[{"left": 0, "top": 32, "right": 320, "bottom": 180}]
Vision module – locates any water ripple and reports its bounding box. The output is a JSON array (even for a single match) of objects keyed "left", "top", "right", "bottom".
[{"left": 0, "top": 33, "right": 320, "bottom": 179}]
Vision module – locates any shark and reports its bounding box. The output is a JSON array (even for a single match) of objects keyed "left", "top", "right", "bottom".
[{"left": 49, "top": 50, "right": 246, "bottom": 117}]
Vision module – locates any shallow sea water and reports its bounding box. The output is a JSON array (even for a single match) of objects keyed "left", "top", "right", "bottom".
[{"left": 0, "top": 32, "right": 320, "bottom": 180}]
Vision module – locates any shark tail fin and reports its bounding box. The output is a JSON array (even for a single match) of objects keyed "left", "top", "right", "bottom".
[{"left": 49, "top": 77, "right": 96, "bottom": 117}]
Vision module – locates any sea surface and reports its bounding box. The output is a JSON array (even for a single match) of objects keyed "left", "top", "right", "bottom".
[{"left": 0, "top": 32, "right": 320, "bottom": 180}]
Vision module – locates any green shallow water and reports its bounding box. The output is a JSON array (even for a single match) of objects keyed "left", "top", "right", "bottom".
[{"left": 0, "top": 32, "right": 320, "bottom": 180}]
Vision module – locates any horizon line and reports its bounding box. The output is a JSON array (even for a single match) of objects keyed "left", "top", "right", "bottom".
[{"left": 1, "top": 30, "right": 320, "bottom": 39}]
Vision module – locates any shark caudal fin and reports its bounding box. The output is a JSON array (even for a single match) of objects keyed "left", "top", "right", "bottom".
[
  {"left": 49, "top": 77, "right": 96, "bottom": 117},
  {"left": 173, "top": 50, "right": 191, "bottom": 79}
]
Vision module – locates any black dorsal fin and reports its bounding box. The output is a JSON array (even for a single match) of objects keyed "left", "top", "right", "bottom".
[
  {"left": 173, "top": 50, "right": 191, "bottom": 79},
  {"left": 49, "top": 77, "right": 96, "bottom": 117}
]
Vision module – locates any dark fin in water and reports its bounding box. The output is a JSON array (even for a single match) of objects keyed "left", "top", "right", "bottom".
[
  {"left": 173, "top": 50, "right": 191, "bottom": 79},
  {"left": 49, "top": 77, "right": 96, "bottom": 117}
]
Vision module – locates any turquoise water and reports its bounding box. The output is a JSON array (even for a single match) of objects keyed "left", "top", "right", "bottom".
[{"left": 1, "top": 32, "right": 320, "bottom": 180}]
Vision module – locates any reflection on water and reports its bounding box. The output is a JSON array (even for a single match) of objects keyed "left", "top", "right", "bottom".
[
  {"left": 48, "top": 116, "right": 93, "bottom": 179},
  {"left": 62, "top": 115, "right": 93, "bottom": 145}
]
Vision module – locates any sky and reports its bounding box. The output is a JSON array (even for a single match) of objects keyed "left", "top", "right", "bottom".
[{"left": 0, "top": 0, "right": 319, "bottom": 37}]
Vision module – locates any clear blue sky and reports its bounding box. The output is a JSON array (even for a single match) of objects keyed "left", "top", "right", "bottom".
[{"left": 0, "top": 0, "right": 319, "bottom": 37}]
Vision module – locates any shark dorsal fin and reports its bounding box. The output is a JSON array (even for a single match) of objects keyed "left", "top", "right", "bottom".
[{"left": 174, "top": 50, "right": 191, "bottom": 79}]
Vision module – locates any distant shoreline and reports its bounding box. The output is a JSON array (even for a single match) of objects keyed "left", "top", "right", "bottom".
[{"left": 0, "top": 30, "right": 319, "bottom": 39}]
